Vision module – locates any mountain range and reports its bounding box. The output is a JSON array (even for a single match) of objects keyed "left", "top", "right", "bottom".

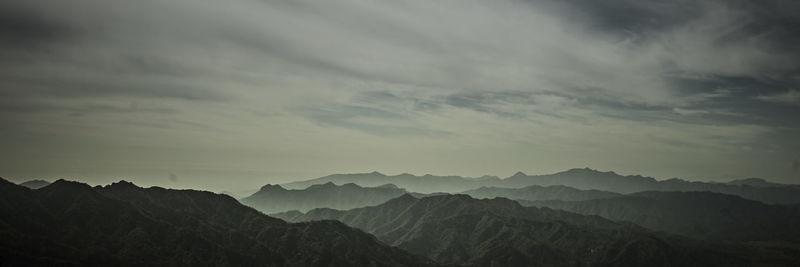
[
  {"left": 240, "top": 182, "right": 408, "bottom": 214},
  {"left": 283, "top": 168, "right": 800, "bottom": 204},
  {"left": 392, "top": 178, "right": 800, "bottom": 244},
  {"left": 521, "top": 191, "right": 800, "bottom": 242},
  {"left": 6, "top": 168, "right": 800, "bottom": 266},
  {"left": 461, "top": 185, "right": 621, "bottom": 202},
  {"left": 275, "top": 194, "right": 800, "bottom": 266},
  {"left": 243, "top": 177, "right": 625, "bottom": 216},
  {"left": 282, "top": 171, "right": 498, "bottom": 194},
  {"left": 0, "top": 177, "right": 434, "bottom": 266}
]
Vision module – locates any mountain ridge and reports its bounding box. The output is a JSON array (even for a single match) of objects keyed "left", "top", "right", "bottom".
[
  {"left": 241, "top": 181, "right": 409, "bottom": 214},
  {"left": 0, "top": 177, "right": 437, "bottom": 266},
  {"left": 461, "top": 184, "right": 622, "bottom": 202},
  {"left": 280, "top": 168, "right": 800, "bottom": 204},
  {"left": 276, "top": 194, "right": 800, "bottom": 266},
  {"left": 523, "top": 190, "right": 800, "bottom": 242}
]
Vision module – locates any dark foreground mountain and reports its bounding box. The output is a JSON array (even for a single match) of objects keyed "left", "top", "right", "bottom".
[
  {"left": 462, "top": 185, "right": 621, "bottom": 202},
  {"left": 241, "top": 182, "right": 408, "bottom": 214},
  {"left": 522, "top": 191, "right": 800, "bottom": 243},
  {"left": 17, "top": 179, "right": 50, "bottom": 189},
  {"left": 0, "top": 177, "right": 434, "bottom": 266},
  {"left": 283, "top": 169, "right": 800, "bottom": 204},
  {"left": 275, "top": 194, "right": 800, "bottom": 266}
]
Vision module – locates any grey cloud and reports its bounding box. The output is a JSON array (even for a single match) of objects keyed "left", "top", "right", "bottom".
[
  {"left": 444, "top": 91, "right": 528, "bottom": 118},
  {"left": 0, "top": 0, "right": 241, "bottom": 110},
  {"left": 356, "top": 91, "right": 442, "bottom": 112},
  {"left": 793, "top": 160, "right": 799, "bottom": 173},
  {"left": 0, "top": 100, "right": 177, "bottom": 115},
  {"left": 673, "top": 108, "right": 709, "bottom": 116},
  {"left": 551, "top": 0, "right": 800, "bottom": 51},
  {"left": 0, "top": 67, "right": 230, "bottom": 102},
  {"left": 441, "top": 89, "right": 667, "bottom": 122},
  {"left": 5, "top": 0, "right": 798, "bottom": 108},
  {"left": 295, "top": 103, "right": 451, "bottom": 137},
  {"left": 0, "top": 6, "right": 77, "bottom": 48},
  {"left": 663, "top": 74, "right": 800, "bottom": 128},
  {"left": 540, "top": 0, "right": 703, "bottom": 34},
  {"left": 119, "top": 118, "right": 216, "bottom": 132},
  {"left": 350, "top": 85, "right": 790, "bottom": 133},
  {"left": 757, "top": 90, "right": 800, "bottom": 105}
]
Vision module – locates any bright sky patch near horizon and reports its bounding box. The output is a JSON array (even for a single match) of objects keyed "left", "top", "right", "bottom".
[{"left": 1, "top": 0, "right": 799, "bottom": 192}]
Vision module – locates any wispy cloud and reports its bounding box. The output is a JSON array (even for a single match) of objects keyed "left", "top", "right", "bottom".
[
  {"left": 757, "top": 90, "right": 800, "bottom": 105},
  {"left": 673, "top": 107, "right": 709, "bottom": 116}
]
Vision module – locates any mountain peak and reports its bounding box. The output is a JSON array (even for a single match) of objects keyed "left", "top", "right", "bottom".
[
  {"left": 341, "top": 182, "right": 361, "bottom": 188},
  {"left": 511, "top": 171, "right": 527, "bottom": 178},
  {"left": 44, "top": 179, "right": 94, "bottom": 193},
  {"left": 726, "top": 177, "right": 781, "bottom": 187},
  {"left": 19, "top": 179, "right": 51, "bottom": 189},
  {"left": 260, "top": 184, "right": 286, "bottom": 191},
  {"left": 107, "top": 180, "right": 139, "bottom": 189},
  {"left": 369, "top": 171, "right": 385, "bottom": 176},
  {"left": 562, "top": 167, "right": 601, "bottom": 174}
]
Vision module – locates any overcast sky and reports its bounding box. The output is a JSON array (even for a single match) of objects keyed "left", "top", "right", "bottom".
[{"left": 1, "top": 0, "right": 799, "bottom": 192}]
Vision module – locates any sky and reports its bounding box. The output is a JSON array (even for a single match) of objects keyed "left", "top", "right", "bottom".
[{"left": 1, "top": 0, "right": 799, "bottom": 192}]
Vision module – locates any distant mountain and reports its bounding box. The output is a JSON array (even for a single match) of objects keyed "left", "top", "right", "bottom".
[
  {"left": 502, "top": 168, "right": 800, "bottom": 204},
  {"left": 522, "top": 191, "right": 800, "bottom": 242},
  {"left": 462, "top": 185, "right": 621, "bottom": 202},
  {"left": 0, "top": 177, "right": 435, "bottom": 266},
  {"left": 725, "top": 178, "right": 790, "bottom": 188},
  {"left": 281, "top": 171, "right": 497, "bottom": 193},
  {"left": 276, "top": 194, "right": 800, "bottom": 266},
  {"left": 17, "top": 179, "right": 50, "bottom": 189},
  {"left": 282, "top": 169, "right": 800, "bottom": 204},
  {"left": 241, "top": 182, "right": 408, "bottom": 214},
  {"left": 499, "top": 169, "right": 658, "bottom": 193}
]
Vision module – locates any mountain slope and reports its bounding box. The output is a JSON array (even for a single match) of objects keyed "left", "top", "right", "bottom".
[
  {"left": 276, "top": 194, "right": 797, "bottom": 266},
  {"left": 241, "top": 182, "right": 408, "bottom": 214},
  {"left": 462, "top": 185, "right": 621, "bottom": 202},
  {"left": 0, "top": 178, "right": 435, "bottom": 266},
  {"left": 522, "top": 191, "right": 800, "bottom": 242}
]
